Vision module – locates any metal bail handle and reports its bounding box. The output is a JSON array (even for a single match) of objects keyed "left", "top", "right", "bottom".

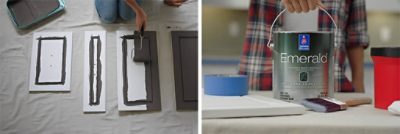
[{"left": 267, "top": 6, "right": 338, "bottom": 48}]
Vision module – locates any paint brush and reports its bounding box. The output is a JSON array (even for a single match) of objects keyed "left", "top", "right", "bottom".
[
  {"left": 344, "top": 97, "right": 372, "bottom": 107},
  {"left": 301, "top": 97, "right": 372, "bottom": 113},
  {"left": 301, "top": 98, "right": 346, "bottom": 112}
]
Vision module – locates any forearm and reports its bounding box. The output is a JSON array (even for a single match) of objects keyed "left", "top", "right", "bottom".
[
  {"left": 346, "top": 46, "right": 365, "bottom": 92},
  {"left": 125, "top": 0, "right": 141, "bottom": 12},
  {"left": 124, "top": 0, "right": 147, "bottom": 30}
]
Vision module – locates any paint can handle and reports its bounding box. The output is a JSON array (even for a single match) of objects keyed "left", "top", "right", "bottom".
[{"left": 267, "top": 6, "right": 338, "bottom": 48}]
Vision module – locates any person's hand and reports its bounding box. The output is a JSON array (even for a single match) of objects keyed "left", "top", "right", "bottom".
[
  {"left": 164, "top": 0, "right": 187, "bottom": 7},
  {"left": 125, "top": 0, "right": 147, "bottom": 31},
  {"left": 282, "top": 0, "right": 324, "bottom": 13},
  {"left": 134, "top": 7, "right": 147, "bottom": 31}
]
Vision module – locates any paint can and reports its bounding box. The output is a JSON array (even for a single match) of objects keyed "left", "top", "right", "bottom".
[
  {"left": 268, "top": 7, "right": 337, "bottom": 103},
  {"left": 371, "top": 47, "right": 400, "bottom": 109}
]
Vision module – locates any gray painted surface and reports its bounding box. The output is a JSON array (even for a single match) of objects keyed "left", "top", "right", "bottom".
[{"left": 172, "top": 31, "right": 198, "bottom": 110}]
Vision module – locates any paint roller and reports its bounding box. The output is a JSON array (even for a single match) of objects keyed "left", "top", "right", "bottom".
[{"left": 132, "top": 26, "right": 150, "bottom": 62}]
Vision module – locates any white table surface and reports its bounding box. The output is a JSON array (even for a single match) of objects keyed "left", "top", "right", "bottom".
[{"left": 203, "top": 91, "right": 400, "bottom": 134}]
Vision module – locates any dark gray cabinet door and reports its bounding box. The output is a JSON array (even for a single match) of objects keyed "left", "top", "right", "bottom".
[{"left": 172, "top": 31, "right": 198, "bottom": 110}]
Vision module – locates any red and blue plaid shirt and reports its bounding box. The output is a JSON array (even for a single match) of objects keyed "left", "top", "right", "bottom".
[{"left": 239, "top": 0, "right": 369, "bottom": 92}]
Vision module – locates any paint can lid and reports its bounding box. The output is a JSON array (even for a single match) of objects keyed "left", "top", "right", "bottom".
[{"left": 371, "top": 47, "right": 400, "bottom": 57}]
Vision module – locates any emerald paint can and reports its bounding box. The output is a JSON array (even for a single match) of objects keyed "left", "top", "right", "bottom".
[{"left": 268, "top": 7, "right": 337, "bottom": 103}]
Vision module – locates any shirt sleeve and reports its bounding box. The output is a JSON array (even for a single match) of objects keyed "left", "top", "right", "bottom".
[
  {"left": 345, "top": 0, "right": 369, "bottom": 48},
  {"left": 239, "top": 0, "right": 281, "bottom": 91}
]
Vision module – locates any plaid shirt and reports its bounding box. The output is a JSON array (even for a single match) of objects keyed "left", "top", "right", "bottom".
[{"left": 239, "top": 0, "right": 369, "bottom": 91}]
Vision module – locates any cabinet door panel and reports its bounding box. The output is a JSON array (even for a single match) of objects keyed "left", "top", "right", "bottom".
[{"left": 172, "top": 31, "right": 198, "bottom": 110}]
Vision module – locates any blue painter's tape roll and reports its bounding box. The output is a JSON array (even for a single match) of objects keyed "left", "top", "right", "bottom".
[{"left": 204, "top": 74, "right": 248, "bottom": 96}]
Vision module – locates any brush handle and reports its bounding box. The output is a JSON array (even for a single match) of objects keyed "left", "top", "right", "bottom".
[
  {"left": 345, "top": 97, "right": 372, "bottom": 107},
  {"left": 140, "top": 26, "right": 145, "bottom": 37}
]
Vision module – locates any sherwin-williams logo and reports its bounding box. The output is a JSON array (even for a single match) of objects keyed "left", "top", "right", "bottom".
[
  {"left": 298, "top": 34, "right": 310, "bottom": 51},
  {"left": 300, "top": 72, "right": 308, "bottom": 82}
]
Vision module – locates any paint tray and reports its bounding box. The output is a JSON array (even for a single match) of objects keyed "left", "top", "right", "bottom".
[{"left": 6, "top": 0, "right": 65, "bottom": 29}]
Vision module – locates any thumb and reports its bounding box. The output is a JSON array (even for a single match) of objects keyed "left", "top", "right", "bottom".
[{"left": 316, "top": 0, "right": 325, "bottom": 9}]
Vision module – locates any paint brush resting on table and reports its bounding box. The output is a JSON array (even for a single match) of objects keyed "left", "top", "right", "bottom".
[
  {"left": 344, "top": 97, "right": 372, "bottom": 107},
  {"left": 301, "top": 97, "right": 372, "bottom": 112},
  {"left": 301, "top": 98, "right": 346, "bottom": 112}
]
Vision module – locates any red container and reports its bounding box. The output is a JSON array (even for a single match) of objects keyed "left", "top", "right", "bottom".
[{"left": 371, "top": 47, "right": 400, "bottom": 109}]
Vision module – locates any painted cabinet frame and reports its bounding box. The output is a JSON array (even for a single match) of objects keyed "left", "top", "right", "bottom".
[{"left": 119, "top": 31, "right": 161, "bottom": 111}]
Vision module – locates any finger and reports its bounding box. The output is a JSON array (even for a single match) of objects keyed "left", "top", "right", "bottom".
[
  {"left": 307, "top": 0, "right": 316, "bottom": 10},
  {"left": 316, "top": 0, "right": 325, "bottom": 9},
  {"left": 171, "top": 0, "right": 183, "bottom": 6},
  {"left": 299, "top": 0, "right": 309, "bottom": 12},
  {"left": 283, "top": 0, "right": 294, "bottom": 12},
  {"left": 164, "top": 1, "right": 175, "bottom": 6},
  {"left": 173, "top": 2, "right": 183, "bottom": 6},
  {"left": 172, "top": 2, "right": 182, "bottom": 7},
  {"left": 286, "top": 3, "right": 295, "bottom": 13},
  {"left": 291, "top": 0, "right": 302, "bottom": 13},
  {"left": 175, "top": 0, "right": 186, "bottom": 3},
  {"left": 136, "top": 23, "right": 141, "bottom": 31},
  {"left": 136, "top": 20, "right": 144, "bottom": 31},
  {"left": 142, "top": 22, "right": 146, "bottom": 30},
  {"left": 165, "top": 0, "right": 183, "bottom": 7}
]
